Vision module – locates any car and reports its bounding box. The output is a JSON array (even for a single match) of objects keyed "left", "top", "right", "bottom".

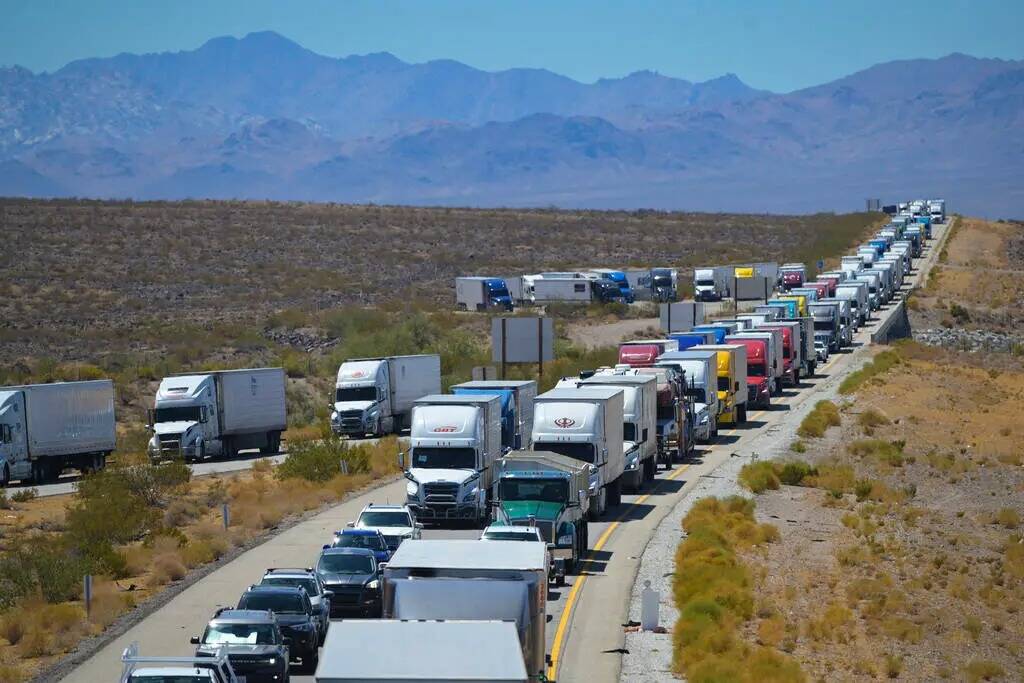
[
  {"left": 236, "top": 585, "right": 319, "bottom": 673},
  {"left": 190, "top": 609, "right": 289, "bottom": 683},
  {"left": 121, "top": 642, "right": 239, "bottom": 683},
  {"left": 347, "top": 503, "right": 422, "bottom": 553},
  {"left": 315, "top": 547, "right": 383, "bottom": 618},
  {"left": 260, "top": 568, "right": 332, "bottom": 645},
  {"left": 328, "top": 528, "right": 391, "bottom": 564},
  {"left": 480, "top": 524, "right": 562, "bottom": 585},
  {"left": 814, "top": 339, "right": 829, "bottom": 363}
]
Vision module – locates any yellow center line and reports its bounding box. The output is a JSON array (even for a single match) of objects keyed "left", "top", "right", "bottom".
[{"left": 546, "top": 462, "right": 690, "bottom": 680}]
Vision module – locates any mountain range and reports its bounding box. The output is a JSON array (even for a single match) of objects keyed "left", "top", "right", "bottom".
[{"left": 1, "top": 31, "right": 1022, "bottom": 215}]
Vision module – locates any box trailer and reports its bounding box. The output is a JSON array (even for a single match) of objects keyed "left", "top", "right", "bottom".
[
  {"left": 316, "top": 620, "right": 528, "bottom": 683},
  {"left": 148, "top": 368, "right": 286, "bottom": 462},
  {"left": 580, "top": 373, "right": 658, "bottom": 490},
  {"left": 383, "top": 540, "right": 547, "bottom": 679},
  {"left": 332, "top": 355, "right": 441, "bottom": 437},
  {"left": 0, "top": 380, "right": 116, "bottom": 484},
  {"left": 659, "top": 301, "right": 706, "bottom": 333},
  {"left": 734, "top": 276, "right": 773, "bottom": 301},
  {"left": 451, "top": 380, "right": 537, "bottom": 450}
]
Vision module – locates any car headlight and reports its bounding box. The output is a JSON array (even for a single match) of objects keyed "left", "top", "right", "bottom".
[
  {"left": 264, "top": 657, "right": 277, "bottom": 666},
  {"left": 406, "top": 480, "right": 418, "bottom": 496},
  {"left": 367, "top": 579, "right": 380, "bottom": 590},
  {"left": 557, "top": 534, "right": 573, "bottom": 545}
]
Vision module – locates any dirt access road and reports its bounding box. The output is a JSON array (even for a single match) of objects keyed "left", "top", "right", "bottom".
[{"left": 58, "top": 223, "right": 949, "bottom": 683}]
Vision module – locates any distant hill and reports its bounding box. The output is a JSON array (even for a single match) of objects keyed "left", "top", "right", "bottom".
[{"left": 1, "top": 32, "right": 1021, "bottom": 215}]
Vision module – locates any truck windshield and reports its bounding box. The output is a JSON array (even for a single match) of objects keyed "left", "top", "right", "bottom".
[
  {"left": 653, "top": 276, "right": 673, "bottom": 287},
  {"left": 694, "top": 279, "right": 714, "bottom": 287},
  {"left": 483, "top": 530, "right": 542, "bottom": 542},
  {"left": 130, "top": 677, "right": 211, "bottom": 683},
  {"left": 412, "top": 447, "right": 476, "bottom": 469},
  {"left": 686, "top": 387, "right": 706, "bottom": 403},
  {"left": 153, "top": 406, "right": 201, "bottom": 423},
  {"left": 535, "top": 441, "right": 596, "bottom": 463},
  {"left": 500, "top": 478, "right": 569, "bottom": 503},
  {"left": 623, "top": 423, "right": 637, "bottom": 441},
  {"left": 203, "top": 623, "right": 278, "bottom": 645},
  {"left": 717, "top": 377, "right": 729, "bottom": 392},
  {"left": 336, "top": 387, "right": 376, "bottom": 402},
  {"left": 747, "top": 362, "right": 766, "bottom": 378},
  {"left": 487, "top": 285, "right": 510, "bottom": 297}
]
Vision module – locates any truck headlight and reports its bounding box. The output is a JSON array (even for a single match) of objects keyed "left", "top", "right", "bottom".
[
  {"left": 557, "top": 533, "right": 573, "bottom": 545},
  {"left": 700, "top": 414, "right": 709, "bottom": 425},
  {"left": 406, "top": 480, "right": 419, "bottom": 497},
  {"left": 330, "top": 411, "right": 340, "bottom": 423},
  {"left": 462, "top": 487, "right": 478, "bottom": 502}
]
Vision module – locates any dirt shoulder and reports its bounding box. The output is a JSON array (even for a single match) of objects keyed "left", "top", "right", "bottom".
[{"left": 739, "top": 342, "right": 1024, "bottom": 681}]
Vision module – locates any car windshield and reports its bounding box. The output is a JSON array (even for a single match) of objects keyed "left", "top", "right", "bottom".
[
  {"left": 203, "top": 623, "right": 278, "bottom": 645},
  {"left": 153, "top": 406, "right": 201, "bottom": 423},
  {"left": 533, "top": 441, "right": 595, "bottom": 463},
  {"left": 319, "top": 554, "right": 374, "bottom": 574},
  {"left": 336, "top": 386, "right": 376, "bottom": 402},
  {"left": 130, "top": 677, "right": 212, "bottom": 683},
  {"left": 499, "top": 478, "right": 568, "bottom": 503},
  {"left": 411, "top": 447, "right": 476, "bottom": 470},
  {"left": 482, "top": 531, "right": 541, "bottom": 542},
  {"left": 333, "top": 534, "right": 387, "bottom": 551},
  {"left": 261, "top": 576, "right": 320, "bottom": 597},
  {"left": 239, "top": 593, "right": 305, "bottom": 614},
  {"left": 358, "top": 511, "right": 411, "bottom": 527}
]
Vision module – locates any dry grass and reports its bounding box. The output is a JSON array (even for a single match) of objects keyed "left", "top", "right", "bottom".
[{"left": 796, "top": 400, "right": 840, "bottom": 438}]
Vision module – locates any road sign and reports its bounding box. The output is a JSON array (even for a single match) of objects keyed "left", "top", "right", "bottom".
[{"left": 816, "top": 259, "right": 825, "bottom": 270}]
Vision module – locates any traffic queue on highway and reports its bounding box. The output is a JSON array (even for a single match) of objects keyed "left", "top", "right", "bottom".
[{"left": 5, "top": 204, "right": 941, "bottom": 683}]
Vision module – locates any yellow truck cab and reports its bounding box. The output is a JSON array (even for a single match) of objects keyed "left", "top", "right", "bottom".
[
  {"left": 696, "top": 344, "right": 749, "bottom": 425},
  {"left": 777, "top": 294, "right": 808, "bottom": 317}
]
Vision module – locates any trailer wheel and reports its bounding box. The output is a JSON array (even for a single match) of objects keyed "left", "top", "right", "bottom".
[
  {"left": 0, "top": 464, "right": 8, "bottom": 487},
  {"left": 607, "top": 479, "right": 622, "bottom": 507},
  {"left": 737, "top": 404, "right": 748, "bottom": 423}
]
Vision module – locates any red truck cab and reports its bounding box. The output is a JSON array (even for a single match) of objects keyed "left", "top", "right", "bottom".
[
  {"left": 723, "top": 337, "right": 771, "bottom": 409},
  {"left": 782, "top": 270, "right": 804, "bottom": 291},
  {"left": 807, "top": 281, "right": 829, "bottom": 299},
  {"left": 816, "top": 277, "right": 838, "bottom": 296},
  {"left": 618, "top": 344, "right": 662, "bottom": 368}
]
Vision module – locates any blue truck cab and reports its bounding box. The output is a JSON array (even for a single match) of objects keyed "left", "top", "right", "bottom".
[
  {"left": 484, "top": 278, "right": 514, "bottom": 310},
  {"left": 669, "top": 331, "right": 716, "bottom": 350},
  {"left": 916, "top": 215, "right": 932, "bottom": 238},
  {"left": 869, "top": 239, "right": 888, "bottom": 255},
  {"left": 450, "top": 387, "right": 516, "bottom": 451},
  {"left": 691, "top": 325, "right": 728, "bottom": 344},
  {"left": 591, "top": 270, "right": 634, "bottom": 303}
]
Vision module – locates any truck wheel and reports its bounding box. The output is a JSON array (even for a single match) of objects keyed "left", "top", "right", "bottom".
[
  {"left": 607, "top": 479, "right": 622, "bottom": 507},
  {"left": 737, "top": 404, "right": 748, "bottom": 423},
  {"left": 0, "top": 465, "right": 8, "bottom": 487}
]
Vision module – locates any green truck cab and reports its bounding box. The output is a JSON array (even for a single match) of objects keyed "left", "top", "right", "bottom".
[{"left": 492, "top": 451, "right": 591, "bottom": 575}]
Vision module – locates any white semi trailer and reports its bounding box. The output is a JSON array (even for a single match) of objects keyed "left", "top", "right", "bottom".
[
  {"left": 148, "top": 368, "right": 286, "bottom": 462},
  {"left": 0, "top": 380, "right": 116, "bottom": 485},
  {"left": 332, "top": 355, "right": 441, "bottom": 437}
]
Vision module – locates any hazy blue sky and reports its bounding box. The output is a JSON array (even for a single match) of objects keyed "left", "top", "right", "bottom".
[{"left": 2, "top": 0, "right": 1022, "bottom": 91}]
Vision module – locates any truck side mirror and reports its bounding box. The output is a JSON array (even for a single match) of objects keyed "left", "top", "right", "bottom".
[
  {"left": 734, "top": 381, "right": 740, "bottom": 392},
  {"left": 190, "top": 636, "right": 201, "bottom": 644},
  {"left": 398, "top": 451, "right": 406, "bottom": 469}
]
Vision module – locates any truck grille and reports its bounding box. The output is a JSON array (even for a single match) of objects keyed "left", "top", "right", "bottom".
[
  {"left": 339, "top": 410, "right": 364, "bottom": 430},
  {"left": 513, "top": 520, "right": 555, "bottom": 542},
  {"left": 423, "top": 482, "right": 460, "bottom": 504},
  {"left": 157, "top": 434, "right": 182, "bottom": 451}
]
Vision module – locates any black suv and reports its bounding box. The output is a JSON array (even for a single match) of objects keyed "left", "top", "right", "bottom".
[
  {"left": 191, "top": 608, "right": 289, "bottom": 683},
  {"left": 260, "top": 568, "right": 332, "bottom": 645},
  {"left": 236, "top": 585, "right": 319, "bottom": 673},
  {"left": 315, "top": 547, "right": 382, "bottom": 618}
]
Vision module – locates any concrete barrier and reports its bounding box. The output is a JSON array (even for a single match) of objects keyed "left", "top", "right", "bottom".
[{"left": 871, "top": 299, "right": 911, "bottom": 344}]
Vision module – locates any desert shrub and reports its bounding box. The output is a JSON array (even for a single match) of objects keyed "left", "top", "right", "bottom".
[
  {"left": 0, "top": 538, "right": 89, "bottom": 607},
  {"left": 839, "top": 350, "right": 901, "bottom": 394},
  {"left": 671, "top": 496, "right": 796, "bottom": 680},
  {"left": 739, "top": 462, "right": 780, "bottom": 493},
  {"left": 994, "top": 508, "right": 1020, "bottom": 529},
  {"left": 963, "top": 615, "right": 983, "bottom": 641},
  {"left": 949, "top": 302, "right": 971, "bottom": 324},
  {"left": 789, "top": 440, "right": 806, "bottom": 453},
  {"left": 778, "top": 461, "right": 817, "bottom": 486},
  {"left": 806, "top": 602, "right": 853, "bottom": 642},
  {"left": 797, "top": 400, "right": 840, "bottom": 438},
  {"left": 964, "top": 660, "right": 1005, "bottom": 682},
  {"left": 882, "top": 617, "right": 922, "bottom": 643},
  {"left": 0, "top": 665, "right": 24, "bottom": 683},
  {"left": 857, "top": 408, "right": 890, "bottom": 432},
  {"left": 0, "top": 490, "right": 9, "bottom": 510},
  {"left": 1005, "top": 537, "right": 1024, "bottom": 579},
  {"left": 277, "top": 437, "right": 350, "bottom": 483},
  {"left": 87, "top": 580, "right": 130, "bottom": 629},
  {"left": 854, "top": 479, "right": 875, "bottom": 502},
  {"left": 150, "top": 553, "right": 187, "bottom": 586},
  {"left": 0, "top": 610, "right": 27, "bottom": 645},
  {"left": 884, "top": 654, "right": 903, "bottom": 679},
  {"left": 807, "top": 463, "right": 856, "bottom": 498},
  {"left": 9, "top": 489, "right": 37, "bottom": 503},
  {"left": 848, "top": 439, "right": 905, "bottom": 467}
]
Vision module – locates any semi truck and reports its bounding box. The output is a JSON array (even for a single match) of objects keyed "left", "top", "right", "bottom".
[
  {"left": 808, "top": 302, "right": 841, "bottom": 352},
  {"left": 148, "top": 368, "right": 286, "bottom": 462},
  {"left": 855, "top": 273, "right": 881, "bottom": 310},
  {"left": 691, "top": 325, "right": 728, "bottom": 343},
  {"left": 493, "top": 450, "right": 591, "bottom": 574},
  {"left": 780, "top": 263, "right": 806, "bottom": 291},
  {"left": 649, "top": 268, "right": 678, "bottom": 302},
  {"left": 655, "top": 351, "right": 718, "bottom": 443},
  {"left": 588, "top": 269, "right": 635, "bottom": 303},
  {"left": 580, "top": 372, "right": 658, "bottom": 489},
  {"left": 693, "top": 266, "right": 732, "bottom": 301},
  {"left": 405, "top": 394, "right": 503, "bottom": 526},
  {"left": 759, "top": 321, "right": 804, "bottom": 384},
  {"left": 0, "top": 380, "right": 116, "bottom": 485},
  {"left": 633, "top": 365, "right": 696, "bottom": 464},
  {"left": 532, "top": 386, "right": 626, "bottom": 520},
  {"left": 533, "top": 277, "right": 626, "bottom": 304},
  {"left": 332, "top": 355, "right": 441, "bottom": 438},
  {"left": 723, "top": 337, "right": 772, "bottom": 409},
  {"left": 451, "top": 380, "right": 536, "bottom": 450},
  {"left": 382, "top": 540, "right": 547, "bottom": 679},
  {"left": 835, "top": 283, "right": 869, "bottom": 327},
  {"left": 818, "top": 298, "right": 853, "bottom": 347},
  {"left": 668, "top": 330, "right": 716, "bottom": 350},
  {"left": 729, "top": 328, "right": 784, "bottom": 395},
  {"left": 455, "top": 277, "right": 514, "bottom": 312},
  {"left": 699, "top": 344, "right": 749, "bottom": 424}
]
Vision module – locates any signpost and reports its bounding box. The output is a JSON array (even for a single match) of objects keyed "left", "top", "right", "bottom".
[{"left": 491, "top": 317, "right": 554, "bottom": 379}]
